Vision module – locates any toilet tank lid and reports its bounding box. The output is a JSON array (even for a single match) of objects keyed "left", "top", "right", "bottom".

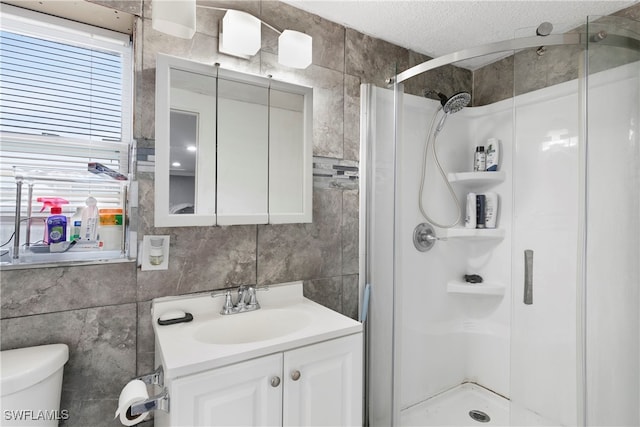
[{"left": 1, "top": 344, "right": 69, "bottom": 396}]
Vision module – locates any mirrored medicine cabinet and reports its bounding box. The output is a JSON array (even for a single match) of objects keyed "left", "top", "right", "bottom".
[{"left": 155, "top": 54, "right": 313, "bottom": 227}]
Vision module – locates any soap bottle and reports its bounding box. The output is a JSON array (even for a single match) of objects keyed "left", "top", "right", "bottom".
[
  {"left": 70, "top": 207, "right": 83, "bottom": 241},
  {"left": 47, "top": 206, "right": 67, "bottom": 243},
  {"left": 474, "top": 146, "right": 486, "bottom": 171},
  {"left": 37, "top": 197, "right": 69, "bottom": 244},
  {"left": 80, "top": 197, "right": 99, "bottom": 241}
]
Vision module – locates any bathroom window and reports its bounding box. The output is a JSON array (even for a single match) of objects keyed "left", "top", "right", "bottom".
[{"left": 0, "top": 5, "right": 133, "bottom": 264}]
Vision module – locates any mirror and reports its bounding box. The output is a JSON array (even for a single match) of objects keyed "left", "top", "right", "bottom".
[
  {"left": 216, "top": 77, "right": 269, "bottom": 225},
  {"left": 155, "top": 54, "right": 312, "bottom": 227},
  {"left": 169, "top": 110, "right": 196, "bottom": 214}
]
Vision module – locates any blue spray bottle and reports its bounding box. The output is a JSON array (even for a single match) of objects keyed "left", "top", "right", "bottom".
[{"left": 37, "top": 197, "right": 69, "bottom": 244}]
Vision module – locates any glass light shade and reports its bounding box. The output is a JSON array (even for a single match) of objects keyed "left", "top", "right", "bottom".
[
  {"left": 152, "top": 0, "right": 196, "bottom": 39},
  {"left": 278, "top": 30, "right": 312, "bottom": 69},
  {"left": 219, "top": 10, "right": 262, "bottom": 57}
]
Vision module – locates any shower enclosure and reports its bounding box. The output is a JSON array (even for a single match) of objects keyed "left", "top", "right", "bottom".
[{"left": 362, "top": 14, "right": 639, "bottom": 426}]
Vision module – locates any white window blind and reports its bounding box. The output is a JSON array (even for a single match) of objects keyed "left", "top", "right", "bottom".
[
  {"left": 0, "top": 5, "right": 132, "bottom": 239},
  {"left": 0, "top": 30, "right": 123, "bottom": 140}
]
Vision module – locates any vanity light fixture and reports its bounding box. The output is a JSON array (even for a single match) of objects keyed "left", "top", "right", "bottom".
[
  {"left": 151, "top": 1, "right": 313, "bottom": 68},
  {"left": 219, "top": 10, "right": 261, "bottom": 58},
  {"left": 278, "top": 30, "right": 313, "bottom": 69},
  {"left": 152, "top": 0, "right": 196, "bottom": 39},
  {"left": 186, "top": 145, "right": 197, "bottom": 152},
  {"left": 171, "top": 162, "right": 181, "bottom": 167}
]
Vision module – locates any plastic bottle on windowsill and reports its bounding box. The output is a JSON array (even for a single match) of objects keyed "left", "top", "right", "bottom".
[{"left": 79, "top": 196, "right": 99, "bottom": 242}]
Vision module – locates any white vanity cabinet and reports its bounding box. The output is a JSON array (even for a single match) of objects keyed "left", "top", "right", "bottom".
[
  {"left": 160, "top": 334, "right": 362, "bottom": 427},
  {"left": 168, "top": 353, "right": 283, "bottom": 426},
  {"left": 283, "top": 333, "right": 362, "bottom": 426}
]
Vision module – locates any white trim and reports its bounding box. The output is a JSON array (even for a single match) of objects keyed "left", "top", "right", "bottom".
[{"left": 0, "top": 4, "right": 130, "bottom": 48}]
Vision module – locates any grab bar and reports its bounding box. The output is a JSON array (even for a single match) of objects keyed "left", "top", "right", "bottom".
[{"left": 524, "top": 249, "right": 533, "bottom": 305}]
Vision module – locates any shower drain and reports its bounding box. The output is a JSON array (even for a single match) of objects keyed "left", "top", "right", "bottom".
[{"left": 469, "top": 409, "right": 491, "bottom": 423}]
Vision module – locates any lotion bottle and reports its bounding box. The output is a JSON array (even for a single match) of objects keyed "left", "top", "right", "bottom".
[{"left": 80, "top": 196, "right": 99, "bottom": 241}]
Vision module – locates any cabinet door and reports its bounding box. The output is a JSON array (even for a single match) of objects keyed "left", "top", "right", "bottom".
[
  {"left": 283, "top": 334, "right": 363, "bottom": 427},
  {"left": 170, "top": 354, "right": 283, "bottom": 426},
  {"left": 217, "top": 77, "right": 269, "bottom": 225}
]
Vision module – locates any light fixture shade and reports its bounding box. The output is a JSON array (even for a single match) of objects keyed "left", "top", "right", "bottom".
[
  {"left": 278, "top": 30, "right": 312, "bottom": 69},
  {"left": 152, "top": 0, "right": 196, "bottom": 39},
  {"left": 219, "top": 10, "right": 262, "bottom": 57}
]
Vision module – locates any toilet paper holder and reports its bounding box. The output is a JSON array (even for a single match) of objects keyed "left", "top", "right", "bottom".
[
  {"left": 135, "top": 365, "right": 164, "bottom": 387},
  {"left": 130, "top": 366, "right": 170, "bottom": 416}
]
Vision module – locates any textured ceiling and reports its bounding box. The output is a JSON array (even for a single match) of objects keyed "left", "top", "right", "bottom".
[{"left": 282, "top": 0, "right": 638, "bottom": 69}]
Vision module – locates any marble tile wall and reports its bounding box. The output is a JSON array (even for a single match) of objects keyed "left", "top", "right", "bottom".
[
  {"left": 0, "top": 1, "right": 468, "bottom": 425},
  {"left": 473, "top": 3, "right": 640, "bottom": 106},
  {"left": 5, "top": 2, "right": 633, "bottom": 425}
]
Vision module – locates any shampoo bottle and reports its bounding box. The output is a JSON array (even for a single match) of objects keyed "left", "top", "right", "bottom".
[
  {"left": 485, "top": 138, "right": 500, "bottom": 171},
  {"left": 474, "top": 146, "right": 486, "bottom": 171},
  {"left": 80, "top": 196, "right": 99, "bottom": 241},
  {"left": 465, "top": 192, "right": 476, "bottom": 229},
  {"left": 484, "top": 192, "right": 499, "bottom": 228},
  {"left": 476, "top": 194, "right": 486, "bottom": 229}
]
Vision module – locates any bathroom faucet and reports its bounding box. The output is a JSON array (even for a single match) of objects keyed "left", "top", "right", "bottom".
[{"left": 217, "top": 285, "right": 261, "bottom": 315}]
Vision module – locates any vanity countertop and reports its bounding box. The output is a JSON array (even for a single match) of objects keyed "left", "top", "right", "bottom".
[{"left": 152, "top": 281, "right": 362, "bottom": 378}]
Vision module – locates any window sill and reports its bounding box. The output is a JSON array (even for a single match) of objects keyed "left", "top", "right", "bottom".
[{"left": 0, "top": 256, "right": 136, "bottom": 271}]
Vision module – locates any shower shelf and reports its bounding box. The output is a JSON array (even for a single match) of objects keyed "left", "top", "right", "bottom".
[
  {"left": 439, "top": 227, "right": 505, "bottom": 241},
  {"left": 447, "top": 280, "right": 506, "bottom": 296},
  {"left": 447, "top": 171, "right": 505, "bottom": 188}
]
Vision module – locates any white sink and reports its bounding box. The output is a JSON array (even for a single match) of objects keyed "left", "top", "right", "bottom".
[
  {"left": 193, "top": 308, "right": 312, "bottom": 345},
  {"left": 152, "top": 281, "right": 362, "bottom": 378}
]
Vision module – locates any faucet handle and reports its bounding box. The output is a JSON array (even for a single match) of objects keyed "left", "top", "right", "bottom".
[
  {"left": 247, "top": 287, "right": 258, "bottom": 306},
  {"left": 218, "top": 291, "right": 234, "bottom": 315}
]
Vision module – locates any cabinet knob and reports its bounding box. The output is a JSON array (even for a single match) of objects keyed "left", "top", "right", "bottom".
[
  {"left": 270, "top": 376, "right": 281, "bottom": 387},
  {"left": 291, "top": 370, "right": 301, "bottom": 381}
]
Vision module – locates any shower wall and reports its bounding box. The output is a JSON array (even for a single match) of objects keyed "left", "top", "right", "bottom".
[{"left": 396, "top": 93, "right": 513, "bottom": 409}]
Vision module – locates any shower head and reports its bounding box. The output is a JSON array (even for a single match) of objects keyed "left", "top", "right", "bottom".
[{"left": 439, "top": 91, "right": 471, "bottom": 114}]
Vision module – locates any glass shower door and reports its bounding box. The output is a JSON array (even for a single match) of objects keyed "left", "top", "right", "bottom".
[
  {"left": 509, "top": 29, "right": 583, "bottom": 426},
  {"left": 583, "top": 15, "right": 640, "bottom": 427}
]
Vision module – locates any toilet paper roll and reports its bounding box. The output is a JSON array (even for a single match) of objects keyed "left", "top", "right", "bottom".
[{"left": 114, "top": 379, "right": 149, "bottom": 426}]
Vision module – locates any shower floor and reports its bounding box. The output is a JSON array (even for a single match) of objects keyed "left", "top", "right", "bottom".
[{"left": 400, "top": 382, "right": 557, "bottom": 426}]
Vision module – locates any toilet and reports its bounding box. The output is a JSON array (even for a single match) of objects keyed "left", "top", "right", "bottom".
[{"left": 1, "top": 344, "right": 69, "bottom": 427}]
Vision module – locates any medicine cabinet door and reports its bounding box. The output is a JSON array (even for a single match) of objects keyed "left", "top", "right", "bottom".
[
  {"left": 269, "top": 86, "right": 312, "bottom": 224},
  {"left": 216, "top": 75, "right": 269, "bottom": 225},
  {"left": 155, "top": 55, "right": 216, "bottom": 227}
]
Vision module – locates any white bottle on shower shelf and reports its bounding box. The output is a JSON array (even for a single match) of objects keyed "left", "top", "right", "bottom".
[
  {"left": 484, "top": 192, "right": 499, "bottom": 228},
  {"left": 465, "top": 192, "right": 476, "bottom": 229},
  {"left": 485, "top": 138, "right": 500, "bottom": 171}
]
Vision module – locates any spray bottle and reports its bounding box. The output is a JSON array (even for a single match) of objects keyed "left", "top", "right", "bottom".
[{"left": 37, "top": 197, "right": 69, "bottom": 244}]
